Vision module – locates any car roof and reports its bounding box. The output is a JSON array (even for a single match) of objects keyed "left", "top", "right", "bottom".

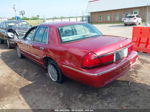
[
  {"left": 41, "top": 22, "right": 86, "bottom": 27},
  {"left": 3, "top": 20, "right": 26, "bottom": 23}
]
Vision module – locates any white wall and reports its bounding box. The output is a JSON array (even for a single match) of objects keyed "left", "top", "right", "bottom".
[
  {"left": 45, "top": 17, "right": 83, "bottom": 23},
  {"left": 87, "top": 0, "right": 150, "bottom": 13}
]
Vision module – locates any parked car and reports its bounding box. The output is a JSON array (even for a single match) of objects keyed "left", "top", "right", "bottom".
[
  {"left": 124, "top": 14, "right": 142, "bottom": 26},
  {"left": 0, "top": 20, "right": 31, "bottom": 48},
  {"left": 16, "top": 22, "right": 138, "bottom": 88}
]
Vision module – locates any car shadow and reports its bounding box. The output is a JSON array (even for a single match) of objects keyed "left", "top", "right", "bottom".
[
  {"left": 1, "top": 45, "right": 150, "bottom": 110},
  {"left": 0, "top": 44, "right": 8, "bottom": 49}
]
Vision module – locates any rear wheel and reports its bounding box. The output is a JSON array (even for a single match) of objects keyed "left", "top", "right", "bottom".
[
  {"left": 47, "top": 60, "right": 64, "bottom": 83},
  {"left": 16, "top": 46, "right": 24, "bottom": 59},
  {"left": 135, "top": 22, "right": 138, "bottom": 26},
  {"left": 7, "top": 39, "right": 12, "bottom": 49}
]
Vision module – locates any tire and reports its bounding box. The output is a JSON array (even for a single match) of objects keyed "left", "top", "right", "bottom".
[
  {"left": 135, "top": 21, "right": 140, "bottom": 26},
  {"left": 47, "top": 60, "right": 64, "bottom": 83},
  {"left": 135, "top": 22, "right": 138, "bottom": 26},
  {"left": 16, "top": 46, "right": 24, "bottom": 59},
  {"left": 124, "top": 24, "right": 127, "bottom": 26},
  {"left": 7, "top": 39, "right": 12, "bottom": 49},
  {"left": 0, "top": 39, "right": 4, "bottom": 44}
]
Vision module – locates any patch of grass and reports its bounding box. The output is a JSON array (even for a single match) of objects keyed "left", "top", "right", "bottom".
[{"left": 26, "top": 20, "right": 44, "bottom": 26}]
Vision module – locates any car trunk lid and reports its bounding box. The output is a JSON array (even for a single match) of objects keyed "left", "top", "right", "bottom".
[{"left": 63, "top": 35, "right": 131, "bottom": 55}]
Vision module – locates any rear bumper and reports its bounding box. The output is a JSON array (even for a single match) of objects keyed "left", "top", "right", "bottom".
[
  {"left": 124, "top": 21, "right": 137, "bottom": 25},
  {"left": 61, "top": 51, "right": 138, "bottom": 88}
]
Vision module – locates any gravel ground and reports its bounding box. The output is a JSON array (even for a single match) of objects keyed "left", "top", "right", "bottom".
[{"left": 0, "top": 24, "right": 150, "bottom": 110}]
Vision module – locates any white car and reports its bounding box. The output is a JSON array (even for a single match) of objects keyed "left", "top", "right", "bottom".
[{"left": 124, "top": 15, "right": 142, "bottom": 26}]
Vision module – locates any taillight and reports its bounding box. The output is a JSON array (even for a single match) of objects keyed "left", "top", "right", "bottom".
[
  {"left": 100, "top": 54, "right": 114, "bottom": 64},
  {"left": 82, "top": 52, "right": 114, "bottom": 69},
  {"left": 82, "top": 52, "right": 102, "bottom": 69},
  {"left": 128, "top": 45, "right": 133, "bottom": 53}
]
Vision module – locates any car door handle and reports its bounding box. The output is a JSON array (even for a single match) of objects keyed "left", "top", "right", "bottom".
[{"left": 40, "top": 47, "right": 44, "bottom": 50}]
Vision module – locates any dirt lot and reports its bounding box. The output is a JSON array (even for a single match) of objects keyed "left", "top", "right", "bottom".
[{"left": 0, "top": 24, "right": 150, "bottom": 110}]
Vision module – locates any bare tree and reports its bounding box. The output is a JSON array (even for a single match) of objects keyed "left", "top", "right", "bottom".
[{"left": 19, "top": 10, "right": 25, "bottom": 17}]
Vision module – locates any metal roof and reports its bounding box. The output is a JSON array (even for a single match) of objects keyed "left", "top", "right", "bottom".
[{"left": 87, "top": 0, "right": 150, "bottom": 13}]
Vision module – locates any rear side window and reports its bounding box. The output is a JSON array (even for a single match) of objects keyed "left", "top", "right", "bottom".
[{"left": 34, "top": 27, "right": 49, "bottom": 43}]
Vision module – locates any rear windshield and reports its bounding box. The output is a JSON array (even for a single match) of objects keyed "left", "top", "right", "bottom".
[
  {"left": 126, "top": 16, "right": 135, "bottom": 18},
  {"left": 6, "top": 22, "right": 16, "bottom": 27},
  {"left": 58, "top": 23, "right": 102, "bottom": 43},
  {"left": 18, "top": 21, "right": 30, "bottom": 28}
]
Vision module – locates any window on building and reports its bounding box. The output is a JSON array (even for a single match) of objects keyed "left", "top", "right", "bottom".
[
  {"left": 98, "top": 16, "right": 102, "bottom": 21},
  {"left": 116, "top": 13, "right": 120, "bottom": 21},
  {"left": 133, "top": 10, "right": 139, "bottom": 15},
  {"left": 106, "top": 15, "right": 111, "bottom": 21}
]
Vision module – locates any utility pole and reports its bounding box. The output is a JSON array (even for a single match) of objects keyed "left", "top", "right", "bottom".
[
  {"left": 146, "top": 0, "right": 149, "bottom": 26},
  {"left": 13, "top": 4, "right": 17, "bottom": 17},
  {"left": 81, "top": 10, "right": 84, "bottom": 22}
]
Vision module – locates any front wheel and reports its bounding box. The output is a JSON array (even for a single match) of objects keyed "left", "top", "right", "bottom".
[
  {"left": 47, "top": 60, "right": 64, "bottom": 83},
  {"left": 16, "top": 46, "right": 24, "bottom": 59}
]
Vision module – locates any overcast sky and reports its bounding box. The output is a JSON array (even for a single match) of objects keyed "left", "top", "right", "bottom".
[{"left": 0, "top": 0, "right": 88, "bottom": 18}]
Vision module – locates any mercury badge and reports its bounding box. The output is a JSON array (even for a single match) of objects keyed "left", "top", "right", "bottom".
[{"left": 119, "top": 44, "right": 123, "bottom": 48}]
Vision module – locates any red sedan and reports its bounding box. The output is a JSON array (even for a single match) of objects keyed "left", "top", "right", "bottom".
[{"left": 16, "top": 22, "right": 138, "bottom": 88}]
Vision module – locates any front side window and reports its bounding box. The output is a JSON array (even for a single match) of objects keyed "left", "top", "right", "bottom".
[
  {"left": 34, "top": 27, "right": 45, "bottom": 42},
  {"left": 58, "top": 24, "right": 102, "bottom": 43},
  {"left": 25, "top": 27, "right": 37, "bottom": 40},
  {"left": 33, "top": 27, "right": 48, "bottom": 43}
]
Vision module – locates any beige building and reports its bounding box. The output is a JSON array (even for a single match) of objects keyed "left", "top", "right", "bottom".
[{"left": 87, "top": 0, "right": 150, "bottom": 23}]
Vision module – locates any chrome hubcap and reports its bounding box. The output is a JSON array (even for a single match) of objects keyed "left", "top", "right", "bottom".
[{"left": 48, "top": 64, "right": 58, "bottom": 81}]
